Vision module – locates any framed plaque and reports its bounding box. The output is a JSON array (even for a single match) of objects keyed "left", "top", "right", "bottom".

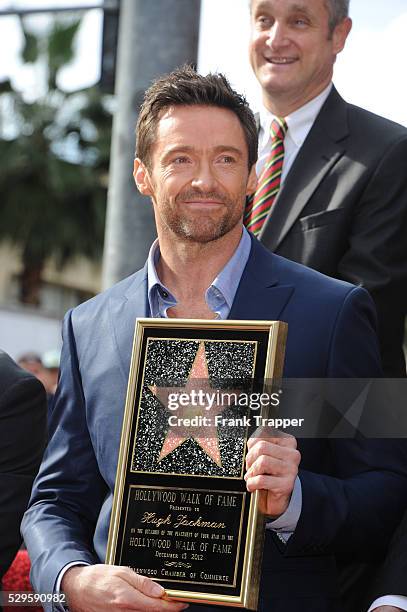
[{"left": 106, "top": 319, "right": 287, "bottom": 610}]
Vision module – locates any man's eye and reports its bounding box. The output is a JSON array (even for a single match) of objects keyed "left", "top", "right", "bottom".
[
  {"left": 173, "top": 157, "right": 189, "bottom": 164},
  {"left": 256, "top": 16, "right": 273, "bottom": 28},
  {"left": 219, "top": 156, "right": 235, "bottom": 164},
  {"left": 292, "top": 18, "right": 309, "bottom": 26}
]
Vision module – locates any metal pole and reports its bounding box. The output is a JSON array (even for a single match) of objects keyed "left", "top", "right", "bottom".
[{"left": 102, "top": 0, "right": 201, "bottom": 289}]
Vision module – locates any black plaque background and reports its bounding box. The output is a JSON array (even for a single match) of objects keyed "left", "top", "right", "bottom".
[
  {"left": 110, "top": 324, "right": 272, "bottom": 598},
  {"left": 120, "top": 485, "right": 246, "bottom": 589}
]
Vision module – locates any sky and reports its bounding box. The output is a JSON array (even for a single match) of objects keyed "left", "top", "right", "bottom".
[
  {"left": 0, "top": 0, "right": 406, "bottom": 126},
  {"left": 0, "top": 0, "right": 103, "bottom": 97}
]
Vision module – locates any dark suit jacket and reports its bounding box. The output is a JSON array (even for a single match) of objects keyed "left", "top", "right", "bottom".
[
  {"left": 366, "top": 508, "right": 407, "bottom": 604},
  {"left": 260, "top": 87, "right": 407, "bottom": 376},
  {"left": 0, "top": 351, "right": 47, "bottom": 584},
  {"left": 22, "top": 238, "right": 407, "bottom": 612}
]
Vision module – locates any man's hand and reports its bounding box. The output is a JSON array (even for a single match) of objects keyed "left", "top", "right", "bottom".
[
  {"left": 245, "top": 430, "right": 301, "bottom": 517},
  {"left": 62, "top": 564, "right": 189, "bottom": 612}
]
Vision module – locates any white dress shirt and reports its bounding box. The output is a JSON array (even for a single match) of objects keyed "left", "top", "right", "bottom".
[
  {"left": 368, "top": 595, "right": 407, "bottom": 611},
  {"left": 256, "top": 82, "right": 332, "bottom": 184}
]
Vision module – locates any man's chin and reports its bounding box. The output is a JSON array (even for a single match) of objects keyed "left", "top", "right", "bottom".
[
  {"left": 176, "top": 228, "right": 229, "bottom": 244},
  {"left": 173, "top": 220, "right": 235, "bottom": 244},
  {"left": 260, "top": 71, "right": 295, "bottom": 96}
]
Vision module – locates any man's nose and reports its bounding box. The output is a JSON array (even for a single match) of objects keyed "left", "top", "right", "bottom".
[
  {"left": 266, "top": 22, "right": 289, "bottom": 49},
  {"left": 191, "top": 162, "right": 217, "bottom": 190}
]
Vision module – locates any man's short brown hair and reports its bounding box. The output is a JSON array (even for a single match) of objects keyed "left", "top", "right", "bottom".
[{"left": 136, "top": 65, "right": 258, "bottom": 171}]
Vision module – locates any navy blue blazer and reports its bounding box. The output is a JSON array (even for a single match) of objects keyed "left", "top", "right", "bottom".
[{"left": 22, "top": 238, "right": 407, "bottom": 611}]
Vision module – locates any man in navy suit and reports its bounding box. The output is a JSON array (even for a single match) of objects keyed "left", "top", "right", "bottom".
[{"left": 22, "top": 68, "right": 407, "bottom": 612}]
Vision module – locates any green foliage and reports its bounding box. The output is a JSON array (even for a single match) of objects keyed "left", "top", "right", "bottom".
[
  {"left": 47, "top": 20, "right": 81, "bottom": 89},
  {"left": 20, "top": 21, "right": 39, "bottom": 63},
  {"left": 0, "top": 15, "right": 112, "bottom": 305}
]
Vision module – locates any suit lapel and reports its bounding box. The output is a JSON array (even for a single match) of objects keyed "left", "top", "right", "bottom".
[
  {"left": 108, "top": 265, "right": 149, "bottom": 380},
  {"left": 260, "top": 87, "right": 349, "bottom": 251},
  {"left": 229, "top": 238, "right": 295, "bottom": 321}
]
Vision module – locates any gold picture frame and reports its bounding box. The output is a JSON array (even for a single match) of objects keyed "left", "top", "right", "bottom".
[{"left": 106, "top": 318, "right": 287, "bottom": 610}]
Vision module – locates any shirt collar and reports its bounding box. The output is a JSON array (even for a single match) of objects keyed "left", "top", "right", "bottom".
[
  {"left": 259, "top": 82, "right": 333, "bottom": 148},
  {"left": 147, "top": 227, "right": 251, "bottom": 317},
  {"left": 209, "top": 226, "right": 251, "bottom": 310},
  {"left": 147, "top": 239, "right": 175, "bottom": 311}
]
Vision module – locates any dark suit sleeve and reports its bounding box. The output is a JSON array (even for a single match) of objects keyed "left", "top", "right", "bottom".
[
  {"left": 338, "top": 135, "right": 407, "bottom": 375},
  {"left": 21, "top": 311, "right": 109, "bottom": 597},
  {"left": 368, "top": 509, "right": 407, "bottom": 600},
  {"left": 285, "top": 287, "right": 407, "bottom": 560},
  {"left": 0, "top": 371, "right": 47, "bottom": 581}
]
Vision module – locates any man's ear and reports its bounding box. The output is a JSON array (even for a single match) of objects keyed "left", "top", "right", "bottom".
[
  {"left": 332, "top": 17, "right": 352, "bottom": 55},
  {"left": 133, "top": 158, "right": 154, "bottom": 196},
  {"left": 246, "top": 164, "right": 257, "bottom": 196}
]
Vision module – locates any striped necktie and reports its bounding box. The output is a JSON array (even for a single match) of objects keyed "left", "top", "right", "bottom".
[{"left": 244, "top": 117, "right": 288, "bottom": 237}]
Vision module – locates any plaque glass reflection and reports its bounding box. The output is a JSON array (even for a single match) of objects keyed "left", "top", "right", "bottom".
[{"left": 106, "top": 319, "right": 287, "bottom": 610}]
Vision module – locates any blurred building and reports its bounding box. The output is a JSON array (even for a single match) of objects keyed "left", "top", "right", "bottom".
[{"left": 0, "top": 243, "right": 101, "bottom": 359}]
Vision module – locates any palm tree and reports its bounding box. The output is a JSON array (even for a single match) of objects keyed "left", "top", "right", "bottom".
[{"left": 0, "top": 16, "right": 112, "bottom": 305}]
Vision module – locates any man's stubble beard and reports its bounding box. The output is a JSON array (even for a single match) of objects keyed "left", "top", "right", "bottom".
[{"left": 157, "top": 190, "right": 246, "bottom": 244}]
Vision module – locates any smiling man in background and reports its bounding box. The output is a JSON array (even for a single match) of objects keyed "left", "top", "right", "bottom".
[{"left": 245, "top": 0, "right": 407, "bottom": 378}]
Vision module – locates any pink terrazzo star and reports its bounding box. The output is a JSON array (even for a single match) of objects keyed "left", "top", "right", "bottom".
[{"left": 149, "top": 341, "right": 237, "bottom": 467}]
